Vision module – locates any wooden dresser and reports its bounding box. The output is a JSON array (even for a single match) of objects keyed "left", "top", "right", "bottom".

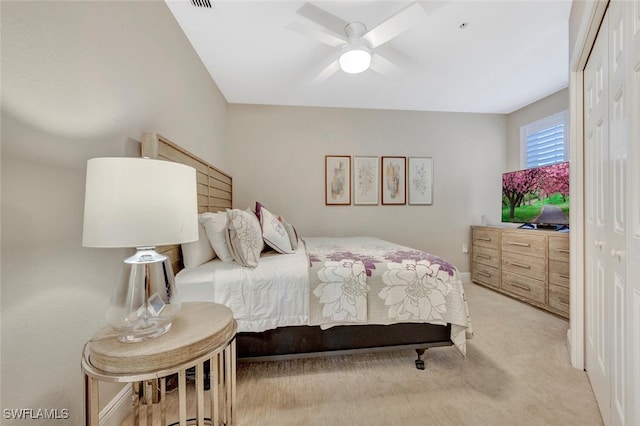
[{"left": 470, "top": 226, "right": 569, "bottom": 319}]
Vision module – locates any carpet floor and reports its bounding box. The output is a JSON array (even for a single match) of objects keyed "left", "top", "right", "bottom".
[{"left": 234, "top": 282, "right": 603, "bottom": 426}]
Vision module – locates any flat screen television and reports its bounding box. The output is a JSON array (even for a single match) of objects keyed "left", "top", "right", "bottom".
[{"left": 502, "top": 161, "right": 569, "bottom": 230}]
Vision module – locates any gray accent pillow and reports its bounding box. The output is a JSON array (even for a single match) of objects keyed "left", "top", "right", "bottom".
[{"left": 279, "top": 217, "right": 298, "bottom": 250}]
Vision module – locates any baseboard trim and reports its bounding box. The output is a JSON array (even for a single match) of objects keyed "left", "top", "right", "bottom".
[{"left": 100, "top": 384, "right": 131, "bottom": 426}]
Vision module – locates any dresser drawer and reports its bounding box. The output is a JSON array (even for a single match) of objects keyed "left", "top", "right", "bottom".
[
  {"left": 472, "top": 228, "right": 501, "bottom": 250},
  {"left": 502, "top": 271, "right": 546, "bottom": 304},
  {"left": 502, "top": 251, "right": 546, "bottom": 281},
  {"left": 472, "top": 245, "right": 500, "bottom": 269},
  {"left": 549, "top": 259, "right": 570, "bottom": 288},
  {"left": 472, "top": 263, "right": 500, "bottom": 289},
  {"left": 502, "top": 231, "right": 545, "bottom": 257},
  {"left": 549, "top": 235, "right": 570, "bottom": 262},
  {"left": 548, "top": 284, "right": 570, "bottom": 316}
]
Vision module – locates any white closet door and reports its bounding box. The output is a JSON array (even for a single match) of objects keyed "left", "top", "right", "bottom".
[
  {"left": 607, "top": 2, "right": 629, "bottom": 425},
  {"left": 627, "top": 1, "right": 640, "bottom": 425},
  {"left": 584, "top": 9, "right": 611, "bottom": 423},
  {"left": 585, "top": 2, "right": 638, "bottom": 424}
]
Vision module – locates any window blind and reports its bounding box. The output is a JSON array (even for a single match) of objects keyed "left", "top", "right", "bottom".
[{"left": 526, "top": 122, "right": 566, "bottom": 168}]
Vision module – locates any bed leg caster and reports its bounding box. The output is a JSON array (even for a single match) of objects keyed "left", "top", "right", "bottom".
[{"left": 415, "top": 349, "right": 426, "bottom": 370}]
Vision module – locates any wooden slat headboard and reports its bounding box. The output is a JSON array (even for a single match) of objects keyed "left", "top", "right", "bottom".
[{"left": 141, "top": 133, "right": 232, "bottom": 273}]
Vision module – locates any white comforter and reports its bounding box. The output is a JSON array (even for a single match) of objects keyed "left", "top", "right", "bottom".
[{"left": 175, "top": 241, "right": 310, "bottom": 332}]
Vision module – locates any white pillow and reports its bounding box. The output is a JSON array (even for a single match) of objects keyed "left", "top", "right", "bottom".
[
  {"left": 201, "top": 212, "right": 234, "bottom": 262},
  {"left": 226, "top": 209, "right": 264, "bottom": 268},
  {"left": 259, "top": 206, "right": 293, "bottom": 254},
  {"left": 181, "top": 220, "right": 216, "bottom": 268}
]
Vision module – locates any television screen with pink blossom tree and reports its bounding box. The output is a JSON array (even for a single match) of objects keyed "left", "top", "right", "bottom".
[{"left": 502, "top": 162, "right": 569, "bottom": 228}]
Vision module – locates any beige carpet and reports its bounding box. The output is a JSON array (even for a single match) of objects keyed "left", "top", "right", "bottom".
[{"left": 235, "top": 282, "right": 603, "bottom": 426}]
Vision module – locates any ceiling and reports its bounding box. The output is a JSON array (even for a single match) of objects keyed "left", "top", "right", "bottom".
[{"left": 165, "top": 0, "right": 572, "bottom": 114}]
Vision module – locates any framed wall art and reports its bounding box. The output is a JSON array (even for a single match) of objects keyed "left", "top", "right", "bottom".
[
  {"left": 353, "top": 156, "right": 379, "bottom": 205},
  {"left": 381, "top": 156, "right": 406, "bottom": 205},
  {"left": 325, "top": 155, "right": 351, "bottom": 205},
  {"left": 408, "top": 157, "right": 433, "bottom": 205}
]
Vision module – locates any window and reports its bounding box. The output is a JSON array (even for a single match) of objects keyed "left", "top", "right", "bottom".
[{"left": 520, "top": 110, "right": 569, "bottom": 168}]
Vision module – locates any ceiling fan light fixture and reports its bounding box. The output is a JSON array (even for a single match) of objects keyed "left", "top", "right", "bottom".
[{"left": 339, "top": 46, "right": 372, "bottom": 74}]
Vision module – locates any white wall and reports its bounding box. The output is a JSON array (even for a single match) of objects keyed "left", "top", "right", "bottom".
[
  {"left": 505, "top": 88, "right": 569, "bottom": 171},
  {"left": 1, "top": 1, "right": 227, "bottom": 424},
  {"left": 227, "top": 105, "right": 507, "bottom": 271}
]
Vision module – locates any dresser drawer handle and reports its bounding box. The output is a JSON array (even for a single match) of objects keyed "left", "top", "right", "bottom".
[
  {"left": 510, "top": 261, "right": 531, "bottom": 269},
  {"left": 511, "top": 282, "right": 531, "bottom": 292},
  {"left": 558, "top": 274, "right": 570, "bottom": 279},
  {"left": 476, "top": 254, "right": 491, "bottom": 260},
  {"left": 509, "top": 242, "right": 531, "bottom": 247},
  {"left": 558, "top": 249, "right": 570, "bottom": 253},
  {"left": 477, "top": 237, "right": 492, "bottom": 241},
  {"left": 477, "top": 271, "right": 491, "bottom": 278}
]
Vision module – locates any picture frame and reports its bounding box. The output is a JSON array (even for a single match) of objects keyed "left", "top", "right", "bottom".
[
  {"left": 325, "top": 155, "right": 351, "bottom": 205},
  {"left": 381, "top": 156, "right": 406, "bottom": 205},
  {"left": 353, "top": 156, "right": 379, "bottom": 205},
  {"left": 408, "top": 157, "right": 434, "bottom": 205}
]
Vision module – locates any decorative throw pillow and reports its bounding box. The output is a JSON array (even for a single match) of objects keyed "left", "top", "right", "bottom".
[
  {"left": 259, "top": 206, "right": 293, "bottom": 254},
  {"left": 181, "top": 219, "right": 216, "bottom": 268},
  {"left": 278, "top": 216, "right": 299, "bottom": 250},
  {"left": 201, "top": 212, "right": 234, "bottom": 262},
  {"left": 226, "top": 209, "right": 264, "bottom": 268}
]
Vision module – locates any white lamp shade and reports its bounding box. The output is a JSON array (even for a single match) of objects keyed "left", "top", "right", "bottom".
[{"left": 83, "top": 157, "right": 199, "bottom": 248}]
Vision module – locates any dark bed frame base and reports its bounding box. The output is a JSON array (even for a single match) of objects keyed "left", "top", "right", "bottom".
[{"left": 236, "top": 323, "right": 453, "bottom": 370}]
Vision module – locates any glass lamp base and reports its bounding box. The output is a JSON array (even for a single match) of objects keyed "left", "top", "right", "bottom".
[
  {"left": 107, "top": 247, "right": 181, "bottom": 343},
  {"left": 116, "top": 317, "right": 173, "bottom": 343}
]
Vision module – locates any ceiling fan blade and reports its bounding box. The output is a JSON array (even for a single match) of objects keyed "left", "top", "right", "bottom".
[
  {"left": 362, "top": 2, "right": 427, "bottom": 48},
  {"left": 286, "top": 21, "right": 348, "bottom": 48},
  {"left": 420, "top": 1, "right": 448, "bottom": 15},
  {"left": 374, "top": 44, "right": 420, "bottom": 71},
  {"left": 312, "top": 60, "right": 341, "bottom": 84},
  {"left": 369, "top": 53, "right": 401, "bottom": 76},
  {"left": 296, "top": 3, "right": 350, "bottom": 38}
]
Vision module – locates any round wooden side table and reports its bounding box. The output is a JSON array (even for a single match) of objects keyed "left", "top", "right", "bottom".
[{"left": 82, "top": 302, "right": 237, "bottom": 425}]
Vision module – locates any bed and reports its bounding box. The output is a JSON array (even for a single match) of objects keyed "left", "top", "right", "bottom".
[{"left": 141, "top": 133, "right": 472, "bottom": 369}]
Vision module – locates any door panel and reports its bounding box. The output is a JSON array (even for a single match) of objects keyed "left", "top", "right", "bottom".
[
  {"left": 627, "top": 1, "right": 640, "bottom": 425},
  {"left": 608, "top": 3, "right": 628, "bottom": 424},
  {"left": 584, "top": 8, "right": 610, "bottom": 423},
  {"left": 612, "top": 274, "right": 625, "bottom": 424}
]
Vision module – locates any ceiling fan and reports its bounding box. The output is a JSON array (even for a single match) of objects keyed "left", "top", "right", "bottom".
[{"left": 287, "top": 2, "right": 428, "bottom": 81}]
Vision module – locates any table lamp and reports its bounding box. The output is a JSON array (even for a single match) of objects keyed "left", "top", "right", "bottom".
[{"left": 82, "top": 157, "right": 198, "bottom": 342}]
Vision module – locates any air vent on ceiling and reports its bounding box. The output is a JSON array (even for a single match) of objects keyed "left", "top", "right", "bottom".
[{"left": 190, "top": 0, "right": 212, "bottom": 8}]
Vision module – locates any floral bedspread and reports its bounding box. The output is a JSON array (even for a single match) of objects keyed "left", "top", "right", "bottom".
[{"left": 305, "top": 237, "right": 473, "bottom": 356}]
